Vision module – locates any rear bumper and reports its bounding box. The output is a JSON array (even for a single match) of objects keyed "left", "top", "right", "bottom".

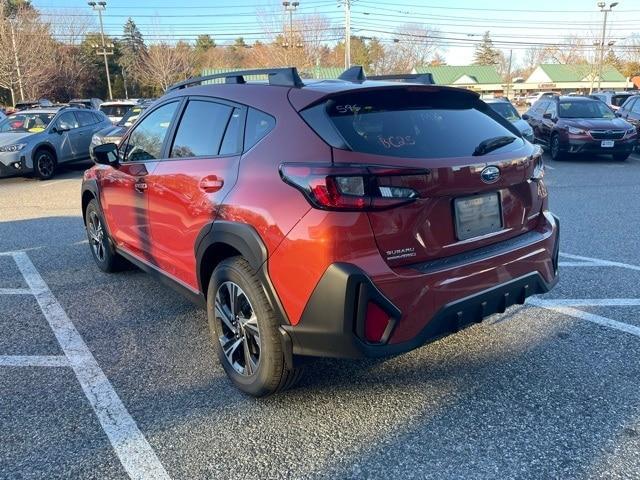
[{"left": 283, "top": 212, "right": 560, "bottom": 359}]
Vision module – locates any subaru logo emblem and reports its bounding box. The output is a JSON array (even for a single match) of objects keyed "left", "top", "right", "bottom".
[{"left": 480, "top": 166, "right": 500, "bottom": 184}]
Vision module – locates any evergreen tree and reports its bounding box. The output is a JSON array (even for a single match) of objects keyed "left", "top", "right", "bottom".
[
  {"left": 473, "top": 31, "right": 501, "bottom": 65},
  {"left": 119, "top": 18, "right": 146, "bottom": 96},
  {"left": 195, "top": 34, "right": 216, "bottom": 54}
]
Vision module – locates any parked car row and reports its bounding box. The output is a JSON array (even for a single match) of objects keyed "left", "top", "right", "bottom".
[{"left": 0, "top": 98, "right": 156, "bottom": 179}]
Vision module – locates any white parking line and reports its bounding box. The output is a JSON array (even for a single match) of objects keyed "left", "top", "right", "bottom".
[
  {"left": 0, "top": 288, "right": 31, "bottom": 295},
  {"left": 528, "top": 299, "right": 640, "bottom": 338},
  {"left": 531, "top": 298, "right": 640, "bottom": 307},
  {"left": 7, "top": 252, "right": 170, "bottom": 480},
  {"left": 559, "top": 252, "right": 640, "bottom": 271},
  {"left": 0, "top": 355, "right": 70, "bottom": 367}
]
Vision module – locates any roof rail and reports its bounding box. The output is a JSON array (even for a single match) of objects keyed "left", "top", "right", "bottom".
[
  {"left": 338, "top": 66, "right": 435, "bottom": 85},
  {"left": 166, "top": 67, "right": 304, "bottom": 92}
]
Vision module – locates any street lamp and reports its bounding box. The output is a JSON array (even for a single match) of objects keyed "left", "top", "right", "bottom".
[
  {"left": 88, "top": 0, "right": 113, "bottom": 100},
  {"left": 282, "top": 2, "right": 299, "bottom": 49},
  {"left": 595, "top": 1, "right": 618, "bottom": 92}
]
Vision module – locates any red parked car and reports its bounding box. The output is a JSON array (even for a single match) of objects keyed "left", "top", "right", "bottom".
[{"left": 82, "top": 67, "right": 559, "bottom": 396}]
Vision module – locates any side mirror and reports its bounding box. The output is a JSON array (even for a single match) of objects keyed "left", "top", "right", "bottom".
[
  {"left": 52, "top": 125, "right": 69, "bottom": 134},
  {"left": 542, "top": 112, "right": 552, "bottom": 119},
  {"left": 615, "top": 111, "right": 622, "bottom": 117},
  {"left": 521, "top": 113, "right": 530, "bottom": 120},
  {"left": 93, "top": 142, "right": 119, "bottom": 167}
]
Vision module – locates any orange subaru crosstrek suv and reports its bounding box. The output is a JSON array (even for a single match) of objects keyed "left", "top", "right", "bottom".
[{"left": 82, "top": 67, "right": 559, "bottom": 396}]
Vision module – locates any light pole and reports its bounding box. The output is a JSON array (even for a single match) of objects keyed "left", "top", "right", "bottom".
[
  {"left": 282, "top": 1, "right": 299, "bottom": 63},
  {"left": 341, "top": 0, "right": 352, "bottom": 68},
  {"left": 88, "top": 1, "right": 113, "bottom": 100},
  {"left": 596, "top": 1, "right": 618, "bottom": 93}
]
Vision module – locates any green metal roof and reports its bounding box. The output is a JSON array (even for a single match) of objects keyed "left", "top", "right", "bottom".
[
  {"left": 201, "top": 67, "right": 344, "bottom": 82},
  {"left": 537, "top": 64, "right": 625, "bottom": 82},
  {"left": 413, "top": 65, "right": 502, "bottom": 85}
]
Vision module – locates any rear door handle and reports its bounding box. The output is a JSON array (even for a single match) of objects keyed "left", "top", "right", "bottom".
[
  {"left": 200, "top": 175, "right": 224, "bottom": 193},
  {"left": 134, "top": 181, "right": 148, "bottom": 193}
]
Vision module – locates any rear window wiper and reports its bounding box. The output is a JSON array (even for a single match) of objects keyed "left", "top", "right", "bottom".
[{"left": 473, "top": 136, "right": 516, "bottom": 156}]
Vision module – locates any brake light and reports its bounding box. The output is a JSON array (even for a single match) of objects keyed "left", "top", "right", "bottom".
[{"left": 279, "top": 163, "right": 429, "bottom": 211}]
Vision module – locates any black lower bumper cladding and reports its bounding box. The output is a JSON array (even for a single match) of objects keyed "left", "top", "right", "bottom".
[{"left": 283, "top": 265, "right": 558, "bottom": 360}]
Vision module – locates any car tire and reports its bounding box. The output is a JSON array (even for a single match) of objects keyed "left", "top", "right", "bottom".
[
  {"left": 613, "top": 153, "right": 630, "bottom": 162},
  {"left": 550, "top": 134, "right": 564, "bottom": 161},
  {"left": 34, "top": 149, "right": 56, "bottom": 180},
  {"left": 207, "top": 257, "right": 302, "bottom": 397},
  {"left": 85, "top": 199, "right": 125, "bottom": 272}
]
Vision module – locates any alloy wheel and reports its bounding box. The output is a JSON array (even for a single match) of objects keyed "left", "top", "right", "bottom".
[
  {"left": 215, "top": 281, "right": 261, "bottom": 376},
  {"left": 87, "top": 211, "right": 106, "bottom": 262},
  {"left": 37, "top": 154, "right": 54, "bottom": 178}
]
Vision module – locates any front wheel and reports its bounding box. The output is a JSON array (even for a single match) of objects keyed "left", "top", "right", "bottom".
[
  {"left": 613, "top": 153, "right": 630, "bottom": 162},
  {"left": 550, "top": 134, "right": 564, "bottom": 161},
  {"left": 34, "top": 150, "right": 56, "bottom": 180},
  {"left": 207, "top": 257, "right": 302, "bottom": 397},
  {"left": 85, "top": 199, "right": 125, "bottom": 272}
]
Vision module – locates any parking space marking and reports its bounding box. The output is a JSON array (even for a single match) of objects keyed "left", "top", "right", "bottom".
[
  {"left": 5, "top": 251, "right": 171, "bottom": 480},
  {"left": 531, "top": 298, "right": 640, "bottom": 307},
  {"left": 559, "top": 252, "right": 640, "bottom": 271},
  {"left": 528, "top": 299, "right": 640, "bottom": 338},
  {"left": 0, "top": 355, "right": 70, "bottom": 367},
  {"left": 0, "top": 288, "right": 31, "bottom": 295}
]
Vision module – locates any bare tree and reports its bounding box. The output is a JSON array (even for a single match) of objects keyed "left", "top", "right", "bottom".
[
  {"left": 134, "top": 41, "right": 193, "bottom": 93},
  {"left": 384, "top": 23, "right": 440, "bottom": 73},
  {"left": 0, "top": 3, "right": 58, "bottom": 103}
]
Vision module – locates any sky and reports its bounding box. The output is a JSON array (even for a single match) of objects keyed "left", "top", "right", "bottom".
[{"left": 30, "top": 0, "right": 640, "bottom": 66}]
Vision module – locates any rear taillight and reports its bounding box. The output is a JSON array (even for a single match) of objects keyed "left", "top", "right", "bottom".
[
  {"left": 279, "top": 163, "right": 429, "bottom": 211},
  {"left": 530, "top": 145, "right": 544, "bottom": 182}
]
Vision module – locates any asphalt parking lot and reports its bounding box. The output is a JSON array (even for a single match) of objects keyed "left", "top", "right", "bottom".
[{"left": 1, "top": 153, "right": 640, "bottom": 480}]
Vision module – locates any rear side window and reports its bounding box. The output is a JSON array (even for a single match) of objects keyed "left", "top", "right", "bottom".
[
  {"left": 170, "top": 100, "right": 232, "bottom": 158},
  {"left": 76, "top": 110, "right": 96, "bottom": 127},
  {"left": 317, "top": 90, "right": 520, "bottom": 158},
  {"left": 244, "top": 108, "right": 275, "bottom": 150},
  {"left": 219, "top": 108, "right": 242, "bottom": 155}
]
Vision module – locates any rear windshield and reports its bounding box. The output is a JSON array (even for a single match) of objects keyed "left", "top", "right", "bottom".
[
  {"left": 100, "top": 104, "right": 133, "bottom": 117},
  {"left": 487, "top": 101, "right": 520, "bottom": 122},
  {"left": 612, "top": 95, "right": 632, "bottom": 107},
  {"left": 558, "top": 100, "right": 615, "bottom": 119},
  {"left": 319, "top": 90, "right": 520, "bottom": 158}
]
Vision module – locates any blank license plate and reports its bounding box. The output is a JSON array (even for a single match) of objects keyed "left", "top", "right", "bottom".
[
  {"left": 601, "top": 140, "right": 614, "bottom": 148},
  {"left": 454, "top": 193, "right": 502, "bottom": 241}
]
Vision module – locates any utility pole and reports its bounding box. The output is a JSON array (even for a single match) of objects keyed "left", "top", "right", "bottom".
[
  {"left": 88, "top": 1, "right": 113, "bottom": 100},
  {"left": 505, "top": 49, "right": 513, "bottom": 100},
  {"left": 9, "top": 18, "right": 25, "bottom": 102},
  {"left": 343, "top": 0, "right": 351, "bottom": 68},
  {"left": 596, "top": 1, "right": 618, "bottom": 93}
]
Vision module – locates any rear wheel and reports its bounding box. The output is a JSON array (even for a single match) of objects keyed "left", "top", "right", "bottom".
[
  {"left": 613, "top": 153, "right": 630, "bottom": 162},
  {"left": 550, "top": 134, "right": 564, "bottom": 161},
  {"left": 85, "top": 199, "right": 125, "bottom": 272},
  {"left": 34, "top": 149, "right": 56, "bottom": 180},
  {"left": 207, "top": 257, "right": 302, "bottom": 397}
]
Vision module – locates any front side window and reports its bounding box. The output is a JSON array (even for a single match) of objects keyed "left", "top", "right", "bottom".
[
  {"left": 632, "top": 99, "right": 640, "bottom": 114},
  {"left": 122, "top": 102, "right": 178, "bottom": 162},
  {"left": 558, "top": 100, "right": 615, "bottom": 119},
  {"left": 545, "top": 102, "right": 558, "bottom": 118},
  {"left": 612, "top": 95, "right": 632, "bottom": 107},
  {"left": 170, "top": 100, "right": 233, "bottom": 158}
]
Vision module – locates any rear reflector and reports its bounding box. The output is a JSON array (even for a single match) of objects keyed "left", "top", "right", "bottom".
[
  {"left": 279, "top": 163, "right": 429, "bottom": 211},
  {"left": 364, "top": 301, "right": 391, "bottom": 343}
]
